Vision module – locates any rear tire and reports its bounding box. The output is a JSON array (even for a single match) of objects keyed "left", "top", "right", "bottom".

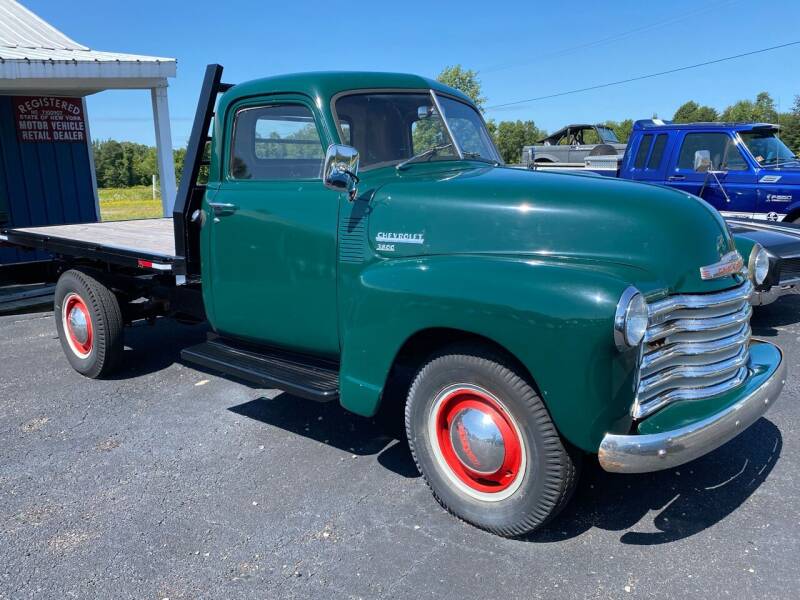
[
  {"left": 54, "top": 269, "right": 124, "bottom": 378},
  {"left": 405, "top": 347, "right": 579, "bottom": 537}
]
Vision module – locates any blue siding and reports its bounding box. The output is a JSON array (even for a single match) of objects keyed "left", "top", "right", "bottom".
[{"left": 0, "top": 95, "right": 97, "bottom": 265}]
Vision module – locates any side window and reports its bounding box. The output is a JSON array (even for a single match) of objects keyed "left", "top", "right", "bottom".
[
  {"left": 582, "top": 128, "right": 600, "bottom": 145},
  {"left": 677, "top": 132, "right": 749, "bottom": 171},
  {"left": 646, "top": 134, "right": 668, "bottom": 169},
  {"left": 634, "top": 134, "right": 653, "bottom": 169},
  {"left": 230, "top": 104, "right": 324, "bottom": 180}
]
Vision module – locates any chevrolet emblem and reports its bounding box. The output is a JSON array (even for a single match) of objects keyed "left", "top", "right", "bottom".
[{"left": 699, "top": 251, "right": 743, "bottom": 280}]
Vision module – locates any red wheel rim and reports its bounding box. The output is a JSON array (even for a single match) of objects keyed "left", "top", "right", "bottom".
[
  {"left": 431, "top": 386, "right": 524, "bottom": 496},
  {"left": 63, "top": 293, "right": 93, "bottom": 357}
]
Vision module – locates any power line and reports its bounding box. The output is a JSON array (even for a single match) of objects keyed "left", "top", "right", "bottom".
[
  {"left": 485, "top": 40, "right": 800, "bottom": 111},
  {"left": 479, "top": 0, "right": 740, "bottom": 74}
]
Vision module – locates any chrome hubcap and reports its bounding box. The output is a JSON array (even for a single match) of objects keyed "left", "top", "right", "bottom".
[
  {"left": 448, "top": 407, "right": 506, "bottom": 475},
  {"left": 68, "top": 307, "right": 89, "bottom": 345}
]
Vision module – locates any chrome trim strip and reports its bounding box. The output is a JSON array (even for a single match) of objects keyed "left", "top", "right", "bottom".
[
  {"left": 648, "top": 280, "right": 753, "bottom": 320},
  {"left": 634, "top": 367, "right": 749, "bottom": 418},
  {"left": 747, "top": 243, "right": 763, "bottom": 284},
  {"left": 638, "top": 345, "right": 749, "bottom": 395},
  {"left": 430, "top": 90, "right": 464, "bottom": 160},
  {"left": 614, "top": 286, "right": 642, "bottom": 350},
  {"left": 599, "top": 342, "right": 785, "bottom": 473},
  {"left": 640, "top": 325, "right": 750, "bottom": 374},
  {"left": 645, "top": 303, "right": 752, "bottom": 343}
]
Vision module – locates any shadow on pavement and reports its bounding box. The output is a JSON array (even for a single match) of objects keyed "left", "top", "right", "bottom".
[
  {"left": 121, "top": 311, "right": 785, "bottom": 545},
  {"left": 229, "top": 393, "right": 782, "bottom": 546},
  {"left": 228, "top": 393, "right": 421, "bottom": 479},
  {"left": 530, "top": 418, "right": 782, "bottom": 545},
  {"left": 107, "top": 318, "right": 208, "bottom": 380},
  {"left": 751, "top": 293, "right": 800, "bottom": 337}
]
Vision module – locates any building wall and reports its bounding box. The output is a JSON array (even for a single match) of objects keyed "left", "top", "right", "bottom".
[{"left": 0, "top": 95, "right": 97, "bottom": 265}]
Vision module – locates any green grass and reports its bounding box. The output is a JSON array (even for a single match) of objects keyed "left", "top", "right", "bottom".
[{"left": 99, "top": 186, "right": 164, "bottom": 221}]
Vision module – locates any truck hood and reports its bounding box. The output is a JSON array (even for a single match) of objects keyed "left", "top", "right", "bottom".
[
  {"left": 361, "top": 164, "right": 739, "bottom": 294},
  {"left": 728, "top": 218, "right": 800, "bottom": 257}
]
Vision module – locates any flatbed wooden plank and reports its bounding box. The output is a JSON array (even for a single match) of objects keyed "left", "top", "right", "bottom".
[{"left": 12, "top": 218, "right": 177, "bottom": 259}]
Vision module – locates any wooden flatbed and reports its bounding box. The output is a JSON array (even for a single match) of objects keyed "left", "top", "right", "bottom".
[{"left": 0, "top": 218, "right": 184, "bottom": 274}]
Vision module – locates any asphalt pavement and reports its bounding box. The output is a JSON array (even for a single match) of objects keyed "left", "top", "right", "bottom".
[{"left": 1, "top": 296, "right": 798, "bottom": 599}]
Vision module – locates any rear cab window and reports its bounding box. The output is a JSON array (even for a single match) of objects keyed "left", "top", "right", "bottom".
[
  {"left": 229, "top": 103, "right": 324, "bottom": 180},
  {"left": 633, "top": 134, "right": 653, "bottom": 169},
  {"left": 647, "top": 134, "right": 668, "bottom": 170}
]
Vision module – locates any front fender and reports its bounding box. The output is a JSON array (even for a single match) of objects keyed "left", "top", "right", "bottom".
[
  {"left": 733, "top": 235, "right": 756, "bottom": 264},
  {"left": 338, "top": 254, "right": 654, "bottom": 451}
]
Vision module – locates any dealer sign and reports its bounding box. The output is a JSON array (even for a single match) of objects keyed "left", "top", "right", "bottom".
[{"left": 14, "top": 96, "right": 86, "bottom": 143}]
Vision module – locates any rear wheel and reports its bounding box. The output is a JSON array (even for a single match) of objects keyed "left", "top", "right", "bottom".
[
  {"left": 405, "top": 347, "right": 579, "bottom": 537},
  {"left": 54, "top": 269, "right": 124, "bottom": 378}
]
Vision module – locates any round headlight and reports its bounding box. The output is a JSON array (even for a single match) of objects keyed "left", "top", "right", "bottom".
[
  {"left": 614, "top": 287, "right": 649, "bottom": 351},
  {"left": 749, "top": 244, "right": 770, "bottom": 285}
]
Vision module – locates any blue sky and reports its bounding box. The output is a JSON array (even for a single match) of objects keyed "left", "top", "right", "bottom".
[{"left": 23, "top": 0, "right": 800, "bottom": 148}]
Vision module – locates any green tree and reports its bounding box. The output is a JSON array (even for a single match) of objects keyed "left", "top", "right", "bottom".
[
  {"left": 672, "top": 101, "right": 718, "bottom": 123},
  {"left": 493, "top": 120, "right": 546, "bottom": 163},
  {"left": 602, "top": 119, "right": 634, "bottom": 144},
  {"left": 776, "top": 95, "right": 800, "bottom": 155},
  {"left": 720, "top": 92, "right": 778, "bottom": 123},
  {"left": 436, "top": 65, "right": 486, "bottom": 110}
]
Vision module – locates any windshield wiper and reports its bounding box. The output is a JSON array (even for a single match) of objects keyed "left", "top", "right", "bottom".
[
  {"left": 463, "top": 152, "right": 500, "bottom": 166},
  {"left": 396, "top": 143, "right": 453, "bottom": 171}
]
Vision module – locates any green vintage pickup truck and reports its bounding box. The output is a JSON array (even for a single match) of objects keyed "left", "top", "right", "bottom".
[{"left": 0, "top": 65, "right": 786, "bottom": 537}]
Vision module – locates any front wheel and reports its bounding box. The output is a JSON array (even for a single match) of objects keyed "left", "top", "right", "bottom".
[
  {"left": 54, "top": 269, "right": 124, "bottom": 378},
  {"left": 405, "top": 348, "right": 579, "bottom": 537}
]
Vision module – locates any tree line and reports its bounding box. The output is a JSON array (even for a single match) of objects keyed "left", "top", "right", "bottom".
[
  {"left": 92, "top": 140, "right": 186, "bottom": 189},
  {"left": 437, "top": 65, "right": 800, "bottom": 163},
  {"left": 92, "top": 65, "right": 800, "bottom": 187}
]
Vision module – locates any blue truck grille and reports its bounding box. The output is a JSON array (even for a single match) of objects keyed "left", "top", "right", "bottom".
[{"left": 634, "top": 280, "right": 753, "bottom": 419}]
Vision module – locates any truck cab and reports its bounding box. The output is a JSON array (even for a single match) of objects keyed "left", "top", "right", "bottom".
[
  {"left": 621, "top": 120, "right": 800, "bottom": 222},
  {"left": 0, "top": 66, "right": 786, "bottom": 538}
]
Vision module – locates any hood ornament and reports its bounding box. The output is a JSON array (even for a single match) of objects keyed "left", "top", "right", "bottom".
[{"left": 699, "top": 251, "right": 743, "bottom": 280}]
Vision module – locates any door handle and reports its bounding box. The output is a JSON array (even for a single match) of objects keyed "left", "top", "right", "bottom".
[
  {"left": 208, "top": 202, "right": 239, "bottom": 217},
  {"left": 667, "top": 175, "right": 686, "bottom": 181}
]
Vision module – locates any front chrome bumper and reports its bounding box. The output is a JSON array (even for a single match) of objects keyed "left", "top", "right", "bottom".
[
  {"left": 598, "top": 342, "right": 785, "bottom": 474},
  {"left": 751, "top": 283, "right": 798, "bottom": 306}
]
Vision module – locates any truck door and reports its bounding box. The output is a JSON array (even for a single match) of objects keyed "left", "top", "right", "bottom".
[
  {"left": 567, "top": 127, "right": 595, "bottom": 164},
  {"left": 666, "top": 131, "right": 757, "bottom": 218},
  {"left": 203, "top": 97, "right": 340, "bottom": 356}
]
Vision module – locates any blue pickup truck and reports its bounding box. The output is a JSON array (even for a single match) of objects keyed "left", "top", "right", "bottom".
[{"left": 621, "top": 120, "right": 799, "bottom": 222}]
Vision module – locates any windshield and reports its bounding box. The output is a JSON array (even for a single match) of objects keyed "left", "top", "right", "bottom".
[
  {"left": 740, "top": 130, "right": 797, "bottom": 166},
  {"left": 597, "top": 127, "right": 620, "bottom": 144},
  {"left": 334, "top": 91, "right": 500, "bottom": 170}
]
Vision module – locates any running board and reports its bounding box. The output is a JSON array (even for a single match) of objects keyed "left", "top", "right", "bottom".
[{"left": 181, "top": 337, "right": 339, "bottom": 401}]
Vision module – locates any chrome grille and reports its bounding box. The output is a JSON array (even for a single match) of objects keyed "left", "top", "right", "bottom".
[{"left": 634, "top": 280, "right": 753, "bottom": 419}]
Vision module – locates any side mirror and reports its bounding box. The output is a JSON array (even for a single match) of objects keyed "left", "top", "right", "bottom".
[
  {"left": 694, "top": 150, "right": 712, "bottom": 172},
  {"left": 323, "top": 144, "right": 360, "bottom": 200},
  {"left": 522, "top": 146, "right": 535, "bottom": 168}
]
